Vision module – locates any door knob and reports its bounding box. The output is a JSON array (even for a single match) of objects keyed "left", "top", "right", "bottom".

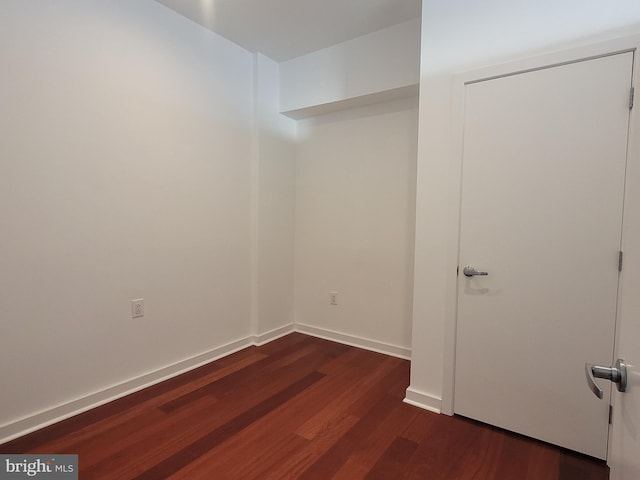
[
  {"left": 463, "top": 265, "right": 488, "bottom": 277},
  {"left": 585, "top": 359, "right": 627, "bottom": 399}
]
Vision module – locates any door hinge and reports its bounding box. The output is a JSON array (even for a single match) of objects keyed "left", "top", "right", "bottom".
[
  {"left": 630, "top": 86, "right": 635, "bottom": 110},
  {"left": 457, "top": 266, "right": 459, "bottom": 276},
  {"left": 619, "top": 251, "right": 624, "bottom": 272},
  {"left": 609, "top": 404, "right": 614, "bottom": 424}
]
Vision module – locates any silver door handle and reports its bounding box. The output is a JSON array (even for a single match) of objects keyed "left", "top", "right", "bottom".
[
  {"left": 585, "top": 359, "right": 627, "bottom": 399},
  {"left": 463, "top": 265, "right": 488, "bottom": 277}
]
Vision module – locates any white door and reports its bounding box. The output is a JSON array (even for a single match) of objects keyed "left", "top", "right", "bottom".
[
  {"left": 609, "top": 57, "right": 640, "bottom": 477},
  {"left": 610, "top": 242, "right": 640, "bottom": 477},
  {"left": 455, "top": 52, "right": 633, "bottom": 459}
]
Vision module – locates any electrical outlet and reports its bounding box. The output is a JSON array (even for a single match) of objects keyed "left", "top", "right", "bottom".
[
  {"left": 131, "top": 299, "right": 144, "bottom": 318},
  {"left": 330, "top": 292, "right": 338, "bottom": 306}
]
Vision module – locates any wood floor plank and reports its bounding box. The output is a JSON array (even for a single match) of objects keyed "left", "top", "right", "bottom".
[
  {"left": 445, "top": 422, "right": 502, "bottom": 480},
  {"left": 364, "top": 436, "right": 419, "bottom": 480},
  {"left": 169, "top": 342, "right": 368, "bottom": 479},
  {"left": 296, "top": 393, "right": 418, "bottom": 480},
  {"left": 399, "top": 408, "right": 438, "bottom": 443},
  {"left": 0, "top": 333, "right": 609, "bottom": 480},
  {"left": 80, "top": 394, "right": 222, "bottom": 478},
  {"left": 134, "top": 371, "right": 325, "bottom": 480},
  {"left": 295, "top": 354, "right": 401, "bottom": 440},
  {"left": 525, "top": 442, "right": 560, "bottom": 480},
  {"left": 83, "top": 343, "right": 338, "bottom": 478},
  {"left": 493, "top": 430, "right": 539, "bottom": 479},
  {"left": 400, "top": 411, "right": 487, "bottom": 479},
  {"left": 157, "top": 336, "right": 322, "bottom": 412},
  {"left": 345, "top": 359, "right": 411, "bottom": 414},
  {"left": 559, "top": 450, "right": 609, "bottom": 480},
  {"left": 260, "top": 414, "right": 361, "bottom": 480},
  {"left": 331, "top": 401, "right": 420, "bottom": 480},
  {"left": 181, "top": 343, "right": 371, "bottom": 479}
]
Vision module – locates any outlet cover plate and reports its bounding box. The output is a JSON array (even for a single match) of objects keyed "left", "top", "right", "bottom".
[
  {"left": 330, "top": 292, "right": 338, "bottom": 306},
  {"left": 131, "top": 299, "right": 144, "bottom": 318}
]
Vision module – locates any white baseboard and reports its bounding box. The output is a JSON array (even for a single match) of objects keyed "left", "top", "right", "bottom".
[
  {"left": 0, "top": 335, "right": 256, "bottom": 445},
  {"left": 294, "top": 323, "right": 411, "bottom": 360},
  {"left": 403, "top": 387, "right": 442, "bottom": 414},
  {"left": 252, "top": 323, "right": 295, "bottom": 346}
]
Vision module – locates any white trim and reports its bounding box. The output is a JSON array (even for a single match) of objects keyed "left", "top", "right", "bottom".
[
  {"left": 444, "top": 34, "right": 640, "bottom": 422},
  {"left": 249, "top": 53, "right": 260, "bottom": 338},
  {"left": 0, "top": 335, "right": 254, "bottom": 445},
  {"left": 294, "top": 323, "right": 411, "bottom": 360},
  {"left": 455, "top": 36, "right": 640, "bottom": 86},
  {"left": 252, "top": 323, "right": 295, "bottom": 346},
  {"left": 403, "top": 387, "right": 442, "bottom": 414}
]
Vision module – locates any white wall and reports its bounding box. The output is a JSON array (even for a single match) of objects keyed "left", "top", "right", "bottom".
[
  {"left": 279, "top": 18, "right": 421, "bottom": 118},
  {"left": 253, "top": 54, "right": 297, "bottom": 336},
  {"left": 0, "top": 0, "right": 255, "bottom": 438},
  {"left": 295, "top": 97, "right": 418, "bottom": 354},
  {"left": 0, "top": 2, "right": 420, "bottom": 441},
  {"left": 409, "top": 0, "right": 640, "bottom": 411}
]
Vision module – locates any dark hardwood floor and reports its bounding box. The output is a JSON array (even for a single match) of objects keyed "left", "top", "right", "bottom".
[{"left": 0, "top": 333, "right": 609, "bottom": 479}]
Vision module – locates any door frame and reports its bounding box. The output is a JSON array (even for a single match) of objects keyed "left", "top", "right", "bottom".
[{"left": 442, "top": 36, "right": 640, "bottom": 461}]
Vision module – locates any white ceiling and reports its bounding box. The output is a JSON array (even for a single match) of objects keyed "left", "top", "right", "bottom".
[{"left": 153, "top": 0, "right": 422, "bottom": 62}]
